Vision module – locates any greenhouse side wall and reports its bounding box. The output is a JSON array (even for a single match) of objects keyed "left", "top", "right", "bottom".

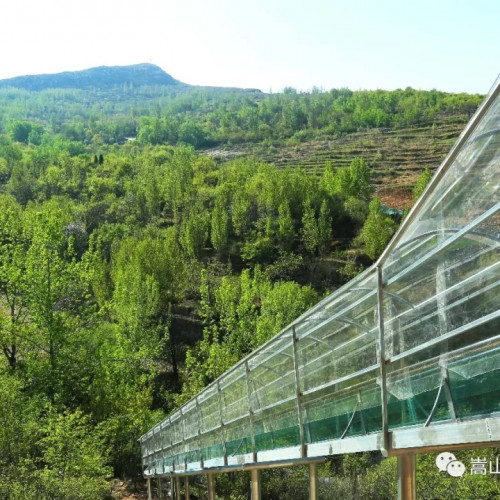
[{"left": 139, "top": 77, "right": 500, "bottom": 479}]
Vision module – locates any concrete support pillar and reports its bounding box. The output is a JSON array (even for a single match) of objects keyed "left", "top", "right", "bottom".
[
  {"left": 250, "top": 469, "right": 261, "bottom": 500},
  {"left": 207, "top": 472, "right": 215, "bottom": 500},
  {"left": 309, "top": 463, "right": 318, "bottom": 500},
  {"left": 398, "top": 453, "right": 416, "bottom": 500}
]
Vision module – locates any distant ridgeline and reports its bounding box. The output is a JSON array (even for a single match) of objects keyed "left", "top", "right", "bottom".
[
  {"left": 0, "top": 64, "right": 182, "bottom": 91},
  {"left": 0, "top": 63, "right": 263, "bottom": 94}
]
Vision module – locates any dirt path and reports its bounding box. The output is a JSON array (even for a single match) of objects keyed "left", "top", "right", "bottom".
[{"left": 111, "top": 479, "right": 148, "bottom": 500}]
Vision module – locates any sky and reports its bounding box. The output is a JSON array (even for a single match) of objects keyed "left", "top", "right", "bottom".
[{"left": 1, "top": 0, "right": 499, "bottom": 94}]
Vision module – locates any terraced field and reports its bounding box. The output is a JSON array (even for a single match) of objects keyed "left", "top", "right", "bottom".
[{"left": 202, "top": 114, "right": 469, "bottom": 210}]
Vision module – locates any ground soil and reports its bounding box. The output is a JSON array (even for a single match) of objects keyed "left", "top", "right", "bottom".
[{"left": 111, "top": 479, "right": 148, "bottom": 500}]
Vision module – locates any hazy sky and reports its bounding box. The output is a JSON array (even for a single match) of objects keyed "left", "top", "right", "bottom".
[{"left": 1, "top": 0, "right": 499, "bottom": 93}]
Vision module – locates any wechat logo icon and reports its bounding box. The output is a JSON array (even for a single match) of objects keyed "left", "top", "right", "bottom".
[{"left": 436, "top": 452, "right": 466, "bottom": 477}]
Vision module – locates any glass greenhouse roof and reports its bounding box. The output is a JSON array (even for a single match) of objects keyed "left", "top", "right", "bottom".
[{"left": 140, "top": 78, "right": 500, "bottom": 477}]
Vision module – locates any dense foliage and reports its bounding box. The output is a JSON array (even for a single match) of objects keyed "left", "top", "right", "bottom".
[{"left": 0, "top": 73, "right": 493, "bottom": 498}]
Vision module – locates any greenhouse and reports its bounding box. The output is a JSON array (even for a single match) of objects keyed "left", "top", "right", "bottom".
[{"left": 140, "top": 77, "right": 500, "bottom": 500}]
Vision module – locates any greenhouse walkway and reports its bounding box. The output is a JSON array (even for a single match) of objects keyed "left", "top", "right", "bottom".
[{"left": 140, "top": 77, "right": 500, "bottom": 500}]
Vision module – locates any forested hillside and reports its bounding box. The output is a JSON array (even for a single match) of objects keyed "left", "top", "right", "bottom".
[
  {"left": 0, "top": 66, "right": 492, "bottom": 499},
  {"left": 0, "top": 64, "right": 480, "bottom": 206}
]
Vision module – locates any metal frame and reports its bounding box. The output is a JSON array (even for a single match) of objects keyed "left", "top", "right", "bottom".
[
  {"left": 250, "top": 469, "right": 261, "bottom": 500},
  {"left": 309, "top": 463, "right": 318, "bottom": 500},
  {"left": 398, "top": 453, "right": 416, "bottom": 500},
  {"left": 139, "top": 78, "right": 500, "bottom": 500},
  {"left": 292, "top": 325, "right": 306, "bottom": 458},
  {"left": 207, "top": 472, "right": 215, "bottom": 500}
]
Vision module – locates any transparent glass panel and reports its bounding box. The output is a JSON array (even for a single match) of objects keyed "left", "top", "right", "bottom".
[
  {"left": 297, "top": 271, "right": 379, "bottom": 395},
  {"left": 384, "top": 233, "right": 500, "bottom": 359},
  {"left": 225, "top": 419, "right": 253, "bottom": 457},
  {"left": 160, "top": 423, "right": 170, "bottom": 452},
  {"left": 185, "top": 435, "right": 201, "bottom": 465},
  {"left": 386, "top": 311, "right": 500, "bottom": 429},
  {"left": 219, "top": 365, "right": 252, "bottom": 457},
  {"left": 294, "top": 267, "right": 375, "bottom": 342},
  {"left": 448, "top": 343, "right": 500, "bottom": 419},
  {"left": 183, "top": 400, "right": 198, "bottom": 442},
  {"left": 248, "top": 333, "right": 295, "bottom": 414},
  {"left": 182, "top": 400, "right": 201, "bottom": 465},
  {"left": 387, "top": 356, "right": 448, "bottom": 429},
  {"left": 242, "top": 332, "right": 301, "bottom": 452},
  {"left": 220, "top": 365, "right": 249, "bottom": 425},
  {"left": 385, "top": 94, "right": 500, "bottom": 281},
  {"left": 170, "top": 413, "right": 183, "bottom": 447},
  {"left": 198, "top": 385, "right": 224, "bottom": 461},
  {"left": 302, "top": 375, "right": 382, "bottom": 442},
  {"left": 253, "top": 399, "right": 300, "bottom": 451},
  {"left": 198, "top": 386, "right": 219, "bottom": 429}
]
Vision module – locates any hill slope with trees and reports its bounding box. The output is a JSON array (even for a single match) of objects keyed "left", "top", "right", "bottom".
[
  {"left": 0, "top": 64, "right": 181, "bottom": 91},
  {"left": 0, "top": 66, "right": 492, "bottom": 499}
]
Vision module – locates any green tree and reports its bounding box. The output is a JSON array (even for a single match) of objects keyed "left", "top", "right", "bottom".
[
  {"left": 317, "top": 199, "right": 333, "bottom": 256},
  {"left": 23, "top": 204, "right": 73, "bottom": 378},
  {"left": 360, "top": 198, "right": 397, "bottom": 260},
  {"left": 0, "top": 195, "right": 27, "bottom": 370},
  {"left": 277, "top": 201, "right": 295, "bottom": 252},
  {"left": 210, "top": 188, "right": 230, "bottom": 255},
  {"left": 231, "top": 188, "right": 251, "bottom": 237},
  {"left": 180, "top": 204, "right": 210, "bottom": 259},
  {"left": 333, "top": 157, "right": 373, "bottom": 200},
  {"left": 240, "top": 216, "right": 275, "bottom": 264},
  {"left": 178, "top": 121, "right": 208, "bottom": 148},
  {"left": 111, "top": 228, "right": 186, "bottom": 359},
  {"left": 9, "top": 121, "right": 33, "bottom": 144},
  {"left": 413, "top": 166, "right": 432, "bottom": 201},
  {"left": 301, "top": 201, "right": 319, "bottom": 255},
  {"left": 35, "top": 409, "right": 112, "bottom": 499}
]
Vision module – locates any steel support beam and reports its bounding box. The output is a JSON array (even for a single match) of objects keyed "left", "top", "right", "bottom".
[
  {"left": 208, "top": 472, "right": 215, "bottom": 500},
  {"left": 147, "top": 478, "right": 152, "bottom": 500},
  {"left": 398, "top": 453, "right": 416, "bottom": 500},
  {"left": 376, "top": 266, "right": 389, "bottom": 454},
  {"left": 179, "top": 407, "right": 188, "bottom": 471},
  {"left": 250, "top": 469, "right": 261, "bottom": 500},
  {"left": 185, "top": 475, "right": 190, "bottom": 500},
  {"left": 175, "top": 476, "right": 181, "bottom": 500},
  {"left": 157, "top": 478, "right": 163, "bottom": 500},
  {"left": 292, "top": 326, "right": 306, "bottom": 458},
  {"left": 216, "top": 380, "right": 228, "bottom": 466},
  {"left": 195, "top": 396, "right": 204, "bottom": 469},
  {"left": 245, "top": 360, "right": 258, "bottom": 462},
  {"left": 309, "top": 462, "right": 318, "bottom": 500}
]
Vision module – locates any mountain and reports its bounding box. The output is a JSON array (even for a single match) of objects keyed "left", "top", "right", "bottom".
[{"left": 0, "top": 63, "right": 183, "bottom": 91}]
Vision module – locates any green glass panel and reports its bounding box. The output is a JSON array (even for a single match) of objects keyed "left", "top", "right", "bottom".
[
  {"left": 254, "top": 424, "right": 300, "bottom": 452},
  {"left": 226, "top": 436, "right": 251, "bottom": 456},
  {"left": 448, "top": 348, "right": 500, "bottom": 418},
  {"left": 202, "top": 443, "right": 224, "bottom": 461}
]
